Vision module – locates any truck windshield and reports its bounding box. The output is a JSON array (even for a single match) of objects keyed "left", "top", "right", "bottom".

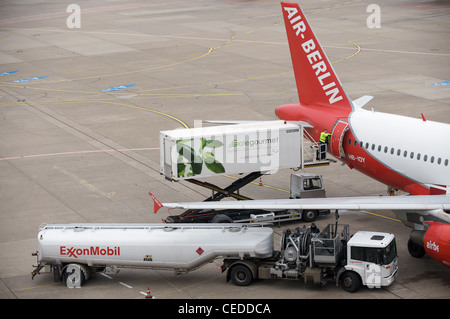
[
  {"left": 303, "top": 178, "right": 322, "bottom": 190},
  {"left": 381, "top": 238, "right": 397, "bottom": 265},
  {"left": 351, "top": 239, "right": 397, "bottom": 265}
]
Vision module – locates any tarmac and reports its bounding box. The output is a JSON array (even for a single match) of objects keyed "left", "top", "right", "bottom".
[{"left": 0, "top": 0, "right": 449, "bottom": 302}]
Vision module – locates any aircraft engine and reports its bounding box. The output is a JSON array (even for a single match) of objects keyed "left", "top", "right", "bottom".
[{"left": 408, "top": 222, "right": 450, "bottom": 268}]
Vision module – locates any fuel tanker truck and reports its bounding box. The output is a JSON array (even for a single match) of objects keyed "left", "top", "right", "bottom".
[{"left": 31, "top": 221, "right": 398, "bottom": 292}]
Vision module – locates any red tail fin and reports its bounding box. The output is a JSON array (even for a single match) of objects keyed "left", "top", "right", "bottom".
[
  {"left": 281, "top": 2, "right": 352, "bottom": 109},
  {"left": 149, "top": 192, "right": 163, "bottom": 214}
]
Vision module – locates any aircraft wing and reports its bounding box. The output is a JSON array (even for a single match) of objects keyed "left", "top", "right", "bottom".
[
  {"left": 203, "top": 120, "right": 314, "bottom": 128},
  {"left": 154, "top": 194, "right": 450, "bottom": 213}
]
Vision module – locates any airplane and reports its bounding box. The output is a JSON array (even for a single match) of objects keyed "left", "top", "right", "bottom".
[{"left": 151, "top": 2, "right": 450, "bottom": 268}]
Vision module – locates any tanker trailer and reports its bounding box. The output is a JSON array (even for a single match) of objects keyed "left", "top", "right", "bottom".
[{"left": 31, "top": 223, "right": 273, "bottom": 288}]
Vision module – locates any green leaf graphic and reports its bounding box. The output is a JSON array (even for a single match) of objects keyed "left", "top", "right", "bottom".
[
  {"left": 177, "top": 163, "right": 186, "bottom": 177},
  {"left": 205, "top": 140, "right": 223, "bottom": 148},
  {"left": 205, "top": 161, "right": 225, "bottom": 174},
  {"left": 176, "top": 138, "right": 225, "bottom": 177},
  {"left": 203, "top": 152, "right": 225, "bottom": 173}
]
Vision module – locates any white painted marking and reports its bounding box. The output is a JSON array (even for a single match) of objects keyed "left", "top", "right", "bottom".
[
  {"left": 100, "top": 273, "right": 113, "bottom": 279},
  {"left": 119, "top": 282, "right": 133, "bottom": 289}
]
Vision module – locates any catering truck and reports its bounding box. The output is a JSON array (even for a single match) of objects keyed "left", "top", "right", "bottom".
[
  {"left": 159, "top": 120, "right": 330, "bottom": 181},
  {"left": 160, "top": 121, "right": 303, "bottom": 181},
  {"left": 31, "top": 221, "right": 397, "bottom": 292}
]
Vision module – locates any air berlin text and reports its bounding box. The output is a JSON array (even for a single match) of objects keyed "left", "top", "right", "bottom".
[
  {"left": 60, "top": 246, "right": 121, "bottom": 258},
  {"left": 284, "top": 5, "right": 343, "bottom": 105}
]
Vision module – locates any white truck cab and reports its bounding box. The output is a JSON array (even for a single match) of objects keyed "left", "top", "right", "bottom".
[{"left": 343, "top": 231, "right": 398, "bottom": 291}]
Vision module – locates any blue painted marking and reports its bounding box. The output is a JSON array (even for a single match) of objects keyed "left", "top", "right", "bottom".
[
  {"left": 0, "top": 70, "right": 18, "bottom": 76},
  {"left": 101, "top": 84, "right": 135, "bottom": 92},
  {"left": 433, "top": 81, "right": 450, "bottom": 86},
  {"left": 13, "top": 76, "right": 48, "bottom": 83}
]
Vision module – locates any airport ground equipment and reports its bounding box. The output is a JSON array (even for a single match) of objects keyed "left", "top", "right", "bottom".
[
  {"left": 31, "top": 223, "right": 273, "bottom": 288},
  {"left": 164, "top": 173, "right": 330, "bottom": 223},
  {"left": 160, "top": 120, "right": 329, "bottom": 182},
  {"left": 222, "top": 220, "right": 398, "bottom": 293},
  {"left": 31, "top": 219, "right": 397, "bottom": 292},
  {"left": 159, "top": 121, "right": 330, "bottom": 224}
]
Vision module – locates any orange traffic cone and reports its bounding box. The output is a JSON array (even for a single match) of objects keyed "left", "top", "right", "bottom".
[{"left": 145, "top": 287, "right": 154, "bottom": 299}]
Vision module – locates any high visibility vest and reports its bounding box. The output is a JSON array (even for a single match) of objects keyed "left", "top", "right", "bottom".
[{"left": 320, "top": 132, "right": 330, "bottom": 143}]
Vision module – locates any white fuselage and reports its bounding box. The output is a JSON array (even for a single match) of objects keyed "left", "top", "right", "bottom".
[{"left": 348, "top": 108, "right": 450, "bottom": 192}]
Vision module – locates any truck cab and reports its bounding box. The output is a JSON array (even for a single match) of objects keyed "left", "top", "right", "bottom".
[
  {"left": 289, "top": 173, "right": 330, "bottom": 222},
  {"left": 290, "top": 173, "right": 326, "bottom": 199},
  {"left": 222, "top": 222, "right": 398, "bottom": 293},
  {"left": 340, "top": 231, "right": 398, "bottom": 292}
]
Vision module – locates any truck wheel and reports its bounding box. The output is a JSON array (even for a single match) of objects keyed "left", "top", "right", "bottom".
[
  {"left": 230, "top": 265, "right": 253, "bottom": 286},
  {"left": 63, "top": 264, "right": 89, "bottom": 288},
  {"left": 302, "top": 210, "right": 317, "bottom": 222},
  {"left": 341, "top": 271, "right": 360, "bottom": 293},
  {"left": 407, "top": 239, "right": 426, "bottom": 258}
]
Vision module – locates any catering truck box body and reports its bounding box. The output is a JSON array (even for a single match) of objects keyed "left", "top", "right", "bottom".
[{"left": 159, "top": 121, "right": 302, "bottom": 180}]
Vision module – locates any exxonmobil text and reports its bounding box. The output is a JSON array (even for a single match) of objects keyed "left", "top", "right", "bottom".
[{"left": 60, "top": 246, "right": 121, "bottom": 258}]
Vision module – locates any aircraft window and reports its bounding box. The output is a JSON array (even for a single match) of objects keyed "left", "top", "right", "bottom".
[
  {"left": 437, "top": 158, "right": 442, "bottom": 165},
  {"left": 417, "top": 153, "right": 421, "bottom": 160},
  {"left": 365, "top": 142, "right": 369, "bottom": 149},
  {"left": 378, "top": 145, "right": 381, "bottom": 152},
  {"left": 360, "top": 141, "right": 363, "bottom": 148},
  {"left": 354, "top": 140, "right": 358, "bottom": 147},
  {"left": 397, "top": 149, "right": 401, "bottom": 156},
  {"left": 424, "top": 155, "right": 428, "bottom": 162},
  {"left": 431, "top": 156, "right": 435, "bottom": 163},
  {"left": 403, "top": 151, "right": 408, "bottom": 157},
  {"left": 371, "top": 144, "right": 375, "bottom": 150},
  {"left": 348, "top": 139, "right": 351, "bottom": 145},
  {"left": 410, "top": 152, "right": 414, "bottom": 159},
  {"left": 390, "top": 148, "right": 394, "bottom": 155},
  {"left": 384, "top": 146, "right": 388, "bottom": 153},
  {"left": 445, "top": 159, "right": 449, "bottom": 166}
]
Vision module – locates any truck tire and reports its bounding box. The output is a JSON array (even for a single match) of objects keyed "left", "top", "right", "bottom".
[
  {"left": 230, "top": 265, "right": 253, "bottom": 286},
  {"left": 302, "top": 210, "right": 317, "bottom": 222},
  {"left": 341, "top": 271, "right": 361, "bottom": 293},
  {"left": 63, "top": 263, "right": 90, "bottom": 288},
  {"left": 407, "top": 239, "right": 426, "bottom": 258}
]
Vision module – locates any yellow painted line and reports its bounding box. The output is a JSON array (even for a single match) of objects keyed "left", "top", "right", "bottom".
[
  {"left": 99, "top": 100, "right": 189, "bottom": 129},
  {"left": 53, "top": 166, "right": 116, "bottom": 200},
  {"left": 40, "top": 48, "right": 215, "bottom": 84},
  {"left": 331, "top": 41, "right": 361, "bottom": 63},
  {"left": 18, "top": 31, "right": 237, "bottom": 85},
  {"left": 361, "top": 210, "right": 401, "bottom": 222},
  {"left": 0, "top": 90, "right": 294, "bottom": 109},
  {"left": 15, "top": 283, "right": 59, "bottom": 291}
]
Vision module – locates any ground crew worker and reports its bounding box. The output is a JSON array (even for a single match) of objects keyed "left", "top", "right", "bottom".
[
  {"left": 319, "top": 129, "right": 331, "bottom": 159},
  {"left": 310, "top": 223, "right": 320, "bottom": 237}
]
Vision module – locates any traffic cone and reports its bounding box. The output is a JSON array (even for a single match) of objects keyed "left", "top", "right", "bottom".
[
  {"left": 259, "top": 177, "right": 263, "bottom": 186},
  {"left": 145, "top": 287, "right": 154, "bottom": 299}
]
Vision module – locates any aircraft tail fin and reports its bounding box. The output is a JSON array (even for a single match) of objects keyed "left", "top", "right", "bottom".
[{"left": 281, "top": 2, "right": 352, "bottom": 109}]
